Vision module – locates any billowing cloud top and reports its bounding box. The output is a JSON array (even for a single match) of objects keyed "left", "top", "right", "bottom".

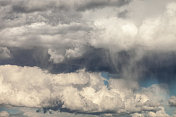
[{"left": 0, "top": 65, "right": 171, "bottom": 117}]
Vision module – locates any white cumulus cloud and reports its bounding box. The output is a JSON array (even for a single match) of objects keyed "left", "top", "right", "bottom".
[{"left": 0, "top": 65, "right": 170, "bottom": 115}]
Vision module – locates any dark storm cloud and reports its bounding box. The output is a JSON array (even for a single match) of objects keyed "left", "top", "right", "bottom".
[
  {"left": 118, "top": 10, "right": 128, "bottom": 18},
  {"left": 0, "top": 0, "right": 56, "bottom": 13},
  {"left": 137, "top": 52, "right": 176, "bottom": 83},
  {"left": 77, "top": 0, "right": 131, "bottom": 11},
  {"left": 0, "top": 0, "right": 176, "bottom": 83},
  {"left": 0, "top": 47, "right": 114, "bottom": 73},
  {"left": 0, "top": 0, "right": 132, "bottom": 30},
  {"left": 50, "top": 47, "right": 115, "bottom": 73},
  {"left": 0, "top": 0, "right": 132, "bottom": 14},
  {"left": 0, "top": 0, "right": 12, "bottom": 6},
  {"left": 0, "top": 47, "right": 50, "bottom": 67},
  {"left": 0, "top": 47, "right": 11, "bottom": 60},
  {"left": 11, "top": 0, "right": 68, "bottom": 13},
  {"left": 1, "top": 46, "right": 176, "bottom": 86}
]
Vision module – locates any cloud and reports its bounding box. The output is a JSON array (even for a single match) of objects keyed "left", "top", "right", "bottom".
[
  {"left": 1, "top": 1, "right": 176, "bottom": 116},
  {"left": 0, "top": 47, "right": 11, "bottom": 60},
  {"left": 20, "top": 107, "right": 97, "bottom": 117},
  {"left": 90, "top": 17, "right": 138, "bottom": 52},
  {"left": 1, "top": 0, "right": 176, "bottom": 68},
  {"left": 0, "top": 1, "right": 176, "bottom": 86},
  {"left": 169, "top": 96, "right": 176, "bottom": 107},
  {"left": 76, "top": 0, "right": 131, "bottom": 11},
  {"left": 6, "top": 0, "right": 131, "bottom": 13},
  {"left": 131, "top": 107, "right": 170, "bottom": 117},
  {"left": 90, "top": 2, "right": 176, "bottom": 52},
  {"left": 0, "top": 0, "right": 131, "bottom": 65},
  {"left": 0, "top": 111, "right": 9, "bottom": 117},
  {"left": 0, "top": 21, "right": 90, "bottom": 63},
  {"left": 0, "top": 65, "right": 170, "bottom": 116}
]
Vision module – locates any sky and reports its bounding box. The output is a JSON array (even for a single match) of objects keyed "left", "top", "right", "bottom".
[{"left": 0, "top": 0, "right": 176, "bottom": 117}]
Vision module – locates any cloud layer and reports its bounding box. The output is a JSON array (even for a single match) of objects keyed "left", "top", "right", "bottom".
[
  {"left": 0, "top": 65, "right": 170, "bottom": 116},
  {"left": 0, "top": 0, "right": 176, "bottom": 75},
  {"left": 1, "top": 0, "right": 176, "bottom": 116}
]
